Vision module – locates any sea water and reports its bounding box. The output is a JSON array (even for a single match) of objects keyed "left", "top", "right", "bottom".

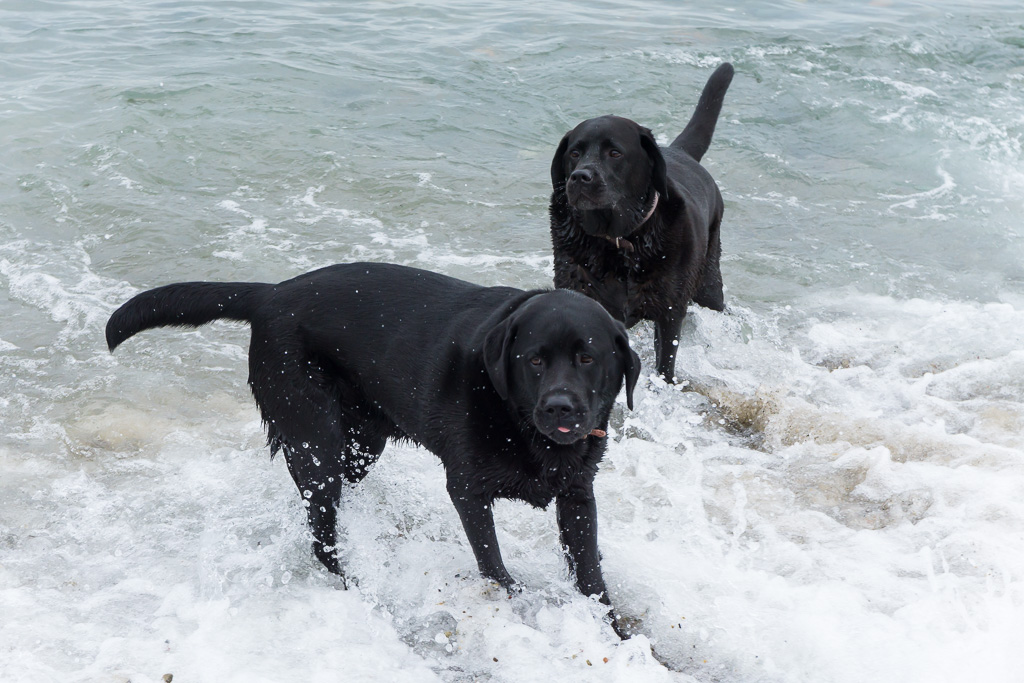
[{"left": 1, "top": 1, "right": 1022, "bottom": 681}]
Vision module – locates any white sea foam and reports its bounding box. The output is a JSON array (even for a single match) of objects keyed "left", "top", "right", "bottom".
[
  {"left": 3, "top": 248, "right": 1022, "bottom": 681},
  {"left": 3, "top": 2, "right": 1023, "bottom": 681}
]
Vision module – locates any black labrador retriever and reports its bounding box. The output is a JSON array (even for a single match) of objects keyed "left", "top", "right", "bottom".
[
  {"left": 550, "top": 62, "right": 734, "bottom": 382},
  {"left": 106, "top": 262, "right": 640, "bottom": 635}
]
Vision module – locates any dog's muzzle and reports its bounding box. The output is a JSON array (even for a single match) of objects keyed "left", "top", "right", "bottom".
[
  {"left": 534, "top": 391, "right": 591, "bottom": 444},
  {"left": 565, "top": 167, "right": 610, "bottom": 209}
]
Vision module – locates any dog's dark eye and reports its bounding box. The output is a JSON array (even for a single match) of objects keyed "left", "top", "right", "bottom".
[
  {"left": 568, "top": 150, "right": 581, "bottom": 160},
  {"left": 608, "top": 149, "right": 622, "bottom": 159},
  {"left": 530, "top": 356, "right": 543, "bottom": 366},
  {"left": 580, "top": 354, "right": 594, "bottom": 365}
]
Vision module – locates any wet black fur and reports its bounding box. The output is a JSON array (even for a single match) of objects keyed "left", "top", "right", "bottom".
[
  {"left": 106, "top": 262, "right": 640, "bottom": 636},
  {"left": 550, "top": 62, "right": 734, "bottom": 382}
]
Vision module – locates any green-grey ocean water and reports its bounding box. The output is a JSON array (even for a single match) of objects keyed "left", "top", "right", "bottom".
[{"left": 1, "top": 2, "right": 1022, "bottom": 681}]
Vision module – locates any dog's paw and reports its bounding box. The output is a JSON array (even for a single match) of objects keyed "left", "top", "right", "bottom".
[
  {"left": 475, "top": 574, "right": 522, "bottom": 599},
  {"left": 610, "top": 611, "right": 644, "bottom": 640}
]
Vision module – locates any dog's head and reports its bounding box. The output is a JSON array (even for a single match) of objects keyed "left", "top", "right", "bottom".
[
  {"left": 483, "top": 290, "right": 641, "bottom": 445},
  {"left": 551, "top": 115, "right": 668, "bottom": 239}
]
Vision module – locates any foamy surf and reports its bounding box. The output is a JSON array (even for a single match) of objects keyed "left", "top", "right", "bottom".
[
  {"left": 4, "top": 258, "right": 1020, "bottom": 681},
  {"left": 3, "top": 1, "right": 1024, "bottom": 681}
]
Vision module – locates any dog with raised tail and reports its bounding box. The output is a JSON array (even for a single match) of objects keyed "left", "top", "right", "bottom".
[
  {"left": 550, "top": 62, "right": 734, "bottom": 383},
  {"left": 106, "top": 262, "right": 641, "bottom": 638}
]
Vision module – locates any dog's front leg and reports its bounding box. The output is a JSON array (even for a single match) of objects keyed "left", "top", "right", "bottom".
[
  {"left": 447, "top": 478, "right": 515, "bottom": 590},
  {"left": 557, "top": 485, "right": 632, "bottom": 639},
  {"left": 654, "top": 311, "right": 685, "bottom": 383},
  {"left": 556, "top": 484, "right": 607, "bottom": 600}
]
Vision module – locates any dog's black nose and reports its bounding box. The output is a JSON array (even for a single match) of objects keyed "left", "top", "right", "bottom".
[
  {"left": 569, "top": 168, "right": 594, "bottom": 184},
  {"left": 541, "top": 393, "right": 576, "bottom": 418}
]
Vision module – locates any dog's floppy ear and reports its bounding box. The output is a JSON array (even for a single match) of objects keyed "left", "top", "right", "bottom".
[
  {"left": 616, "top": 329, "right": 642, "bottom": 411},
  {"left": 483, "top": 315, "right": 517, "bottom": 401},
  {"left": 550, "top": 132, "right": 570, "bottom": 189},
  {"left": 640, "top": 128, "right": 669, "bottom": 199}
]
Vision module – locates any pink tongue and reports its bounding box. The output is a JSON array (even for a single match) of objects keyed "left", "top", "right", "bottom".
[{"left": 557, "top": 427, "right": 571, "bottom": 433}]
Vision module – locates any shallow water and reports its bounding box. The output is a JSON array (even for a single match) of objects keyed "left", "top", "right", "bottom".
[{"left": 1, "top": 1, "right": 1022, "bottom": 681}]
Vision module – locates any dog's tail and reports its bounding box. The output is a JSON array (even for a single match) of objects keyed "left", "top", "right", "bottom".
[
  {"left": 670, "top": 62, "right": 734, "bottom": 162},
  {"left": 106, "top": 281, "right": 267, "bottom": 351}
]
